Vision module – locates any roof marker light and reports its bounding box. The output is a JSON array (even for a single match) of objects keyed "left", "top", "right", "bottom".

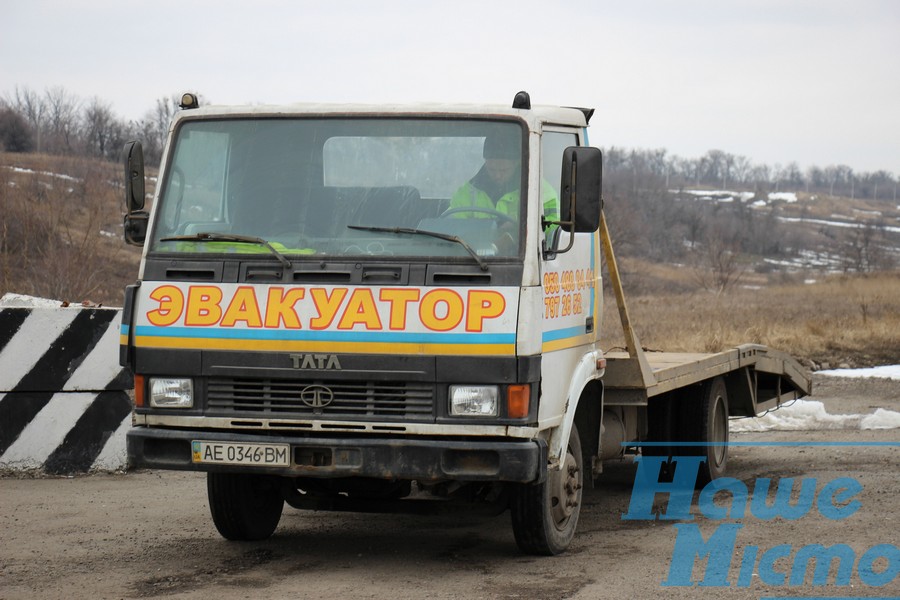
[
  {"left": 512, "top": 91, "right": 531, "bottom": 110},
  {"left": 179, "top": 93, "right": 200, "bottom": 110}
]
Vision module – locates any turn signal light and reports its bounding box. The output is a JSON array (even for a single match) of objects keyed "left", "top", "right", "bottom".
[
  {"left": 507, "top": 384, "right": 530, "bottom": 418},
  {"left": 133, "top": 374, "right": 145, "bottom": 407}
]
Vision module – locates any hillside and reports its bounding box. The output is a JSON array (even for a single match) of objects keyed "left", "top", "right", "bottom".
[
  {"left": 0, "top": 152, "right": 145, "bottom": 305},
  {"left": 1, "top": 152, "right": 898, "bottom": 367},
  {"left": 602, "top": 183, "right": 900, "bottom": 296}
]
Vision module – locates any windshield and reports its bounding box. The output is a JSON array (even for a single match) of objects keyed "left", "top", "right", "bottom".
[{"left": 149, "top": 118, "right": 527, "bottom": 261}]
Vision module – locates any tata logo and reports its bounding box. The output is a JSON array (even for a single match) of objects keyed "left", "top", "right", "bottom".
[
  {"left": 289, "top": 353, "right": 342, "bottom": 370},
  {"left": 300, "top": 385, "right": 334, "bottom": 408}
]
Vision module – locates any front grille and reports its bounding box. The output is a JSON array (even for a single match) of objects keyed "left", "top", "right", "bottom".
[{"left": 207, "top": 377, "right": 435, "bottom": 421}]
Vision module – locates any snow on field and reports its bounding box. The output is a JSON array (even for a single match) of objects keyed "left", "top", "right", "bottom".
[
  {"left": 731, "top": 365, "right": 900, "bottom": 432},
  {"left": 5, "top": 166, "right": 81, "bottom": 182},
  {"left": 852, "top": 208, "right": 883, "bottom": 217},
  {"left": 731, "top": 399, "right": 900, "bottom": 432},
  {"left": 763, "top": 249, "right": 844, "bottom": 271},
  {"left": 675, "top": 190, "right": 797, "bottom": 204},
  {"left": 768, "top": 192, "right": 797, "bottom": 203},
  {"left": 673, "top": 189, "right": 802, "bottom": 206},
  {"left": 818, "top": 365, "right": 900, "bottom": 380},
  {"left": 777, "top": 215, "right": 900, "bottom": 235},
  {"left": 675, "top": 189, "right": 755, "bottom": 203}
]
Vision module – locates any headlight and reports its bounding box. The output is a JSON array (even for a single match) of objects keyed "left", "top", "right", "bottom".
[
  {"left": 149, "top": 377, "right": 194, "bottom": 408},
  {"left": 449, "top": 385, "right": 498, "bottom": 417}
]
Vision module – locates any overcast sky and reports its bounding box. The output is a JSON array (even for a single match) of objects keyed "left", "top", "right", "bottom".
[{"left": 2, "top": 0, "right": 898, "bottom": 174}]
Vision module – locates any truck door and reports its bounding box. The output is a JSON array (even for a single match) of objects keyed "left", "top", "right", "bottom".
[{"left": 538, "top": 129, "right": 601, "bottom": 423}]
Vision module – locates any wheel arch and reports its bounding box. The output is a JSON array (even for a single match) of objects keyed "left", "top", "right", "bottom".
[{"left": 547, "top": 352, "right": 604, "bottom": 468}]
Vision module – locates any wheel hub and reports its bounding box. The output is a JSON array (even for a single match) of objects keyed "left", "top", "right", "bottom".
[
  {"left": 712, "top": 395, "right": 728, "bottom": 467},
  {"left": 550, "top": 448, "right": 581, "bottom": 526}
]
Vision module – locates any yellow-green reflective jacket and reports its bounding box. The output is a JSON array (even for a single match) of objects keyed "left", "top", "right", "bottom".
[{"left": 449, "top": 180, "right": 559, "bottom": 224}]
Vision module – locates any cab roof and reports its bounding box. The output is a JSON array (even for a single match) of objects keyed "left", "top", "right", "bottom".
[{"left": 173, "top": 101, "right": 592, "bottom": 131}]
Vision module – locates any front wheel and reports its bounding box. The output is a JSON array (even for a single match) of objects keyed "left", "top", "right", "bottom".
[
  {"left": 510, "top": 426, "right": 583, "bottom": 555},
  {"left": 207, "top": 473, "right": 284, "bottom": 541}
]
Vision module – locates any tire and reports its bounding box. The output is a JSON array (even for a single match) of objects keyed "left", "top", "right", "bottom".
[
  {"left": 510, "top": 426, "right": 583, "bottom": 555},
  {"left": 207, "top": 473, "right": 284, "bottom": 541},
  {"left": 679, "top": 376, "right": 729, "bottom": 486}
]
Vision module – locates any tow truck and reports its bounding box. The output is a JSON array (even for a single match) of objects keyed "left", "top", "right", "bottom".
[{"left": 121, "top": 91, "right": 809, "bottom": 554}]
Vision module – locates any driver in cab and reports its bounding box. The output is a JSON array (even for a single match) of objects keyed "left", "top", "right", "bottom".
[
  {"left": 449, "top": 133, "right": 558, "bottom": 254},
  {"left": 450, "top": 133, "right": 522, "bottom": 221}
]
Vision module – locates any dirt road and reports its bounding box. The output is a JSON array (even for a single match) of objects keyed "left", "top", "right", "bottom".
[{"left": 2, "top": 375, "right": 898, "bottom": 599}]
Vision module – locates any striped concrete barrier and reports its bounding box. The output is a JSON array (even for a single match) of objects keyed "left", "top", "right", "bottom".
[{"left": 0, "top": 294, "right": 133, "bottom": 474}]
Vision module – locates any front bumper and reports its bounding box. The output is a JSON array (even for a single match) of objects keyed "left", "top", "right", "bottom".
[{"left": 127, "top": 427, "right": 546, "bottom": 483}]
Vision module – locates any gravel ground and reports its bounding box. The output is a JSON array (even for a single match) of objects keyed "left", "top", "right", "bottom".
[{"left": 1, "top": 374, "right": 898, "bottom": 600}]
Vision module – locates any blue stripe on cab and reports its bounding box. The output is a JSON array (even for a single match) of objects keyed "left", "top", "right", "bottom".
[{"left": 134, "top": 326, "right": 514, "bottom": 345}]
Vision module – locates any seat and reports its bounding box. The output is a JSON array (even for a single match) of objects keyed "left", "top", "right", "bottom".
[
  {"left": 348, "top": 186, "right": 421, "bottom": 228},
  {"left": 299, "top": 186, "right": 338, "bottom": 238},
  {"left": 234, "top": 187, "right": 294, "bottom": 235}
]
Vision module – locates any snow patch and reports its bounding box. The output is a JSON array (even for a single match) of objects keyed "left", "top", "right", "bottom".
[
  {"left": 731, "top": 399, "right": 900, "bottom": 432},
  {"left": 5, "top": 166, "right": 81, "bottom": 182},
  {"left": 672, "top": 189, "right": 755, "bottom": 204},
  {"left": 768, "top": 192, "right": 798, "bottom": 203},
  {"left": 853, "top": 208, "right": 883, "bottom": 217},
  {"left": 776, "top": 216, "right": 900, "bottom": 235},
  {"left": 0, "top": 293, "right": 63, "bottom": 308},
  {"left": 818, "top": 365, "right": 900, "bottom": 380},
  {"left": 860, "top": 409, "right": 900, "bottom": 430}
]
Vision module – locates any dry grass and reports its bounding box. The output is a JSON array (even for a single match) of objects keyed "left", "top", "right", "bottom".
[
  {"left": 1, "top": 152, "right": 144, "bottom": 305},
  {"left": 601, "top": 265, "right": 900, "bottom": 368}
]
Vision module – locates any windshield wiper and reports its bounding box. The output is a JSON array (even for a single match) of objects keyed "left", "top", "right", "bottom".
[
  {"left": 347, "top": 225, "right": 489, "bottom": 271},
  {"left": 159, "top": 232, "right": 292, "bottom": 269}
]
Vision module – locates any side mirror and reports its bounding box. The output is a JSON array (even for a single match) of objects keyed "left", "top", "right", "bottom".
[
  {"left": 559, "top": 146, "right": 602, "bottom": 233},
  {"left": 124, "top": 141, "right": 145, "bottom": 212}
]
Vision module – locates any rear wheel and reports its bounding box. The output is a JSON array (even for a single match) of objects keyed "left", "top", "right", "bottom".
[
  {"left": 510, "top": 426, "right": 583, "bottom": 555},
  {"left": 681, "top": 376, "right": 729, "bottom": 486},
  {"left": 207, "top": 473, "right": 284, "bottom": 541}
]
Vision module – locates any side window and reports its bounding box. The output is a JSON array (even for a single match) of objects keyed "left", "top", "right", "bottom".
[
  {"left": 541, "top": 131, "right": 578, "bottom": 249},
  {"left": 160, "top": 129, "right": 229, "bottom": 235}
]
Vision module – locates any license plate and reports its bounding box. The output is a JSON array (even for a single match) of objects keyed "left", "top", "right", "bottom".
[{"left": 192, "top": 441, "right": 290, "bottom": 467}]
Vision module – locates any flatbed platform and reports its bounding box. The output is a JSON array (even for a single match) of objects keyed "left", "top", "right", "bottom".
[
  {"left": 598, "top": 213, "right": 811, "bottom": 418},
  {"left": 603, "top": 344, "right": 811, "bottom": 416}
]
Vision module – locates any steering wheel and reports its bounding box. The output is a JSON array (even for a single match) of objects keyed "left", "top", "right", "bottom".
[{"left": 439, "top": 206, "right": 516, "bottom": 224}]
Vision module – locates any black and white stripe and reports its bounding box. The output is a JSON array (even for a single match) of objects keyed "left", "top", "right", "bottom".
[{"left": 0, "top": 306, "right": 133, "bottom": 474}]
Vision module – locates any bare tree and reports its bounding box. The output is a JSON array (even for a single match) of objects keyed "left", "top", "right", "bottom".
[
  {"left": 783, "top": 162, "right": 803, "bottom": 189},
  {"left": 841, "top": 222, "right": 893, "bottom": 273},
  {"left": 9, "top": 86, "right": 47, "bottom": 151},
  {"left": 0, "top": 106, "right": 33, "bottom": 152},
  {"left": 136, "top": 94, "right": 180, "bottom": 165},
  {"left": 749, "top": 163, "right": 770, "bottom": 192},
  {"left": 691, "top": 218, "right": 747, "bottom": 295},
  {"left": 681, "top": 203, "right": 706, "bottom": 249},
  {"left": 731, "top": 155, "right": 751, "bottom": 186},
  {"left": 81, "top": 97, "right": 123, "bottom": 160},
  {"left": 44, "top": 86, "right": 81, "bottom": 153}
]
